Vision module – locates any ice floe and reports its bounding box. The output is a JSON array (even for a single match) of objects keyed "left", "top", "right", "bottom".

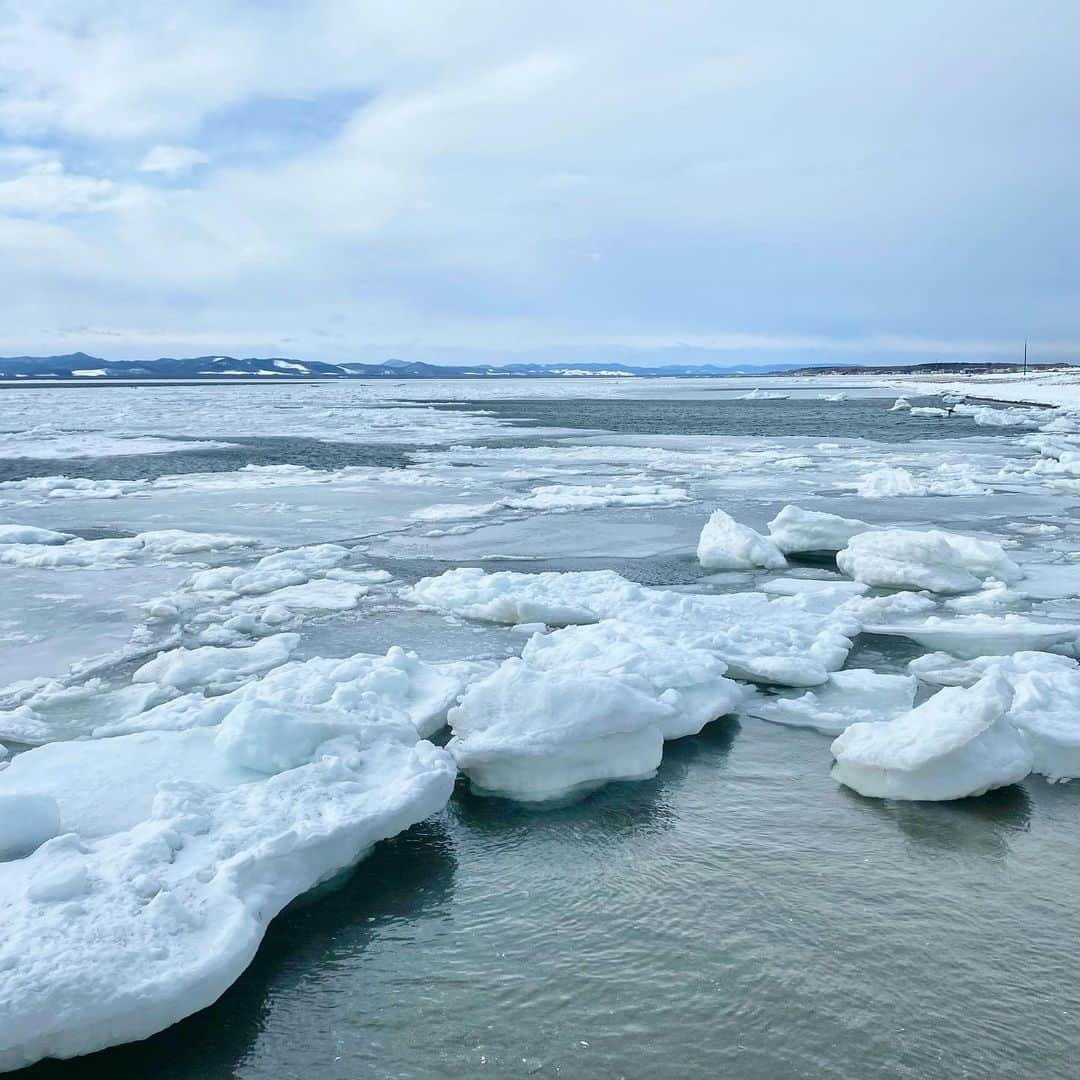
[
  {"left": 405, "top": 567, "right": 858, "bottom": 686},
  {"left": 699, "top": 507, "right": 786, "bottom": 570},
  {"left": 908, "top": 649, "right": 1078, "bottom": 687},
  {"left": 0, "top": 639, "right": 461, "bottom": 1070},
  {"left": 855, "top": 465, "right": 986, "bottom": 498},
  {"left": 864, "top": 614, "right": 1080, "bottom": 658},
  {"left": 766, "top": 505, "right": 871, "bottom": 554},
  {"left": 743, "top": 669, "right": 917, "bottom": 735},
  {"left": 697, "top": 509, "right": 787, "bottom": 570},
  {"left": 830, "top": 674, "right": 1033, "bottom": 800},
  {"left": 0, "top": 524, "right": 73, "bottom": 545},
  {"left": 1005, "top": 667, "right": 1080, "bottom": 782},
  {"left": 446, "top": 659, "right": 668, "bottom": 801},
  {"left": 837, "top": 528, "right": 1022, "bottom": 594},
  {"left": 0, "top": 529, "right": 259, "bottom": 569},
  {"left": 521, "top": 621, "right": 749, "bottom": 740},
  {"left": 0, "top": 429, "right": 234, "bottom": 460},
  {"left": 0, "top": 730, "right": 455, "bottom": 1070},
  {"left": 131, "top": 634, "right": 301, "bottom": 693}
]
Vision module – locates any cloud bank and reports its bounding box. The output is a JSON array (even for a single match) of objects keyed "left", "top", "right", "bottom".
[{"left": 0, "top": 1, "right": 1077, "bottom": 365}]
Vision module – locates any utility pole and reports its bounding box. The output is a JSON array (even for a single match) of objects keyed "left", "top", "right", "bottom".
[{"left": 1023, "top": 339, "right": 1028, "bottom": 376}]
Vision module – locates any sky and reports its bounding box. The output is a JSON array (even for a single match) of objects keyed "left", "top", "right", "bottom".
[{"left": 0, "top": 0, "right": 1078, "bottom": 367}]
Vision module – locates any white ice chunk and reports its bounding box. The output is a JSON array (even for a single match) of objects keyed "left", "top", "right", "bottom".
[
  {"left": 766, "top": 505, "right": 871, "bottom": 554},
  {"left": 521, "top": 620, "right": 749, "bottom": 740},
  {"left": 855, "top": 466, "right": 984, "bottom": 498},
  {"left": 908, "top": 650, "right": 1079, "bottom": 687},
  {"left": 1007, "top": 669, "right": 1080, "bottom": 782},
  {"left": 952, "top": 403, "right": 1046, "bottom": 429},
  {"left": 866, "top": 614, "right": 1080, "bottom": 659},
  {"left": 697, "top": 509, "right": 787, "bottom": 570},
  {"left": 447, "top": 659, "right": 668, "bottom": 801},
  {"left": 406, "top": 568, "right": 858, "bottom": 686},
  {"left": 506, "top": 482, "right": 690, "bottom": 511},
  {"left": 0, "top": 715, "right": 455, "bottom": 1070},
  {"left": 830, "top": 674, "right": 1032, "bottom": 800},
  {"left": 404, "top": 567, "right": 635, "bottom": 626},
  {"left": 0, "top": 680, "right": 176, "bottom": 745},
  {"left": 856, "top": 466, "right": 926, "bottom": 497},
  {"left": 0, "top": 524, "right": 73, "bottom": 545},
  {"left": 0, "top": 530, "right": 258, "bottom": 569},
  {"left": 131, "top": 633, "right": 300, "bottom": 692},
  {"left": 0, "top": 794, "right": 61, "bottom": 859},
  {"left": 227, "top": 646, "right": 484, "bottom": 740},
  {"left": 744, "top": 669, "right": 917, "bottom": 735},
  {"left": 837, "top": 529, "right": 1022, "bottom": 594}
]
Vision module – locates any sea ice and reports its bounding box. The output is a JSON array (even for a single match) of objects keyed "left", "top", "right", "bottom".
[
  {"left": 0, "top": 793, "right": 61, "bottom": 859},
  {"left": 830, "top": 674, "right": 1033, "bottom": 800},
  {"left": 131, "top": 634, "right": 301, "bottom": 692},
  {"left": 696, "top": 509, "right": 787, "bottom": 570},
  {"left": 908, "top": 650, "right": 1079, "bottom": 687},
  {"left": 865, "top": 614, "right": 1080, "bottom": 658},
  {"left": 854, "top": 465, "right": 986, "bottom": 498},
  {"left": 405, "top": 568, "right": 858, "bottom": 686},
  {"left": 1005, "top": 668, "right": 1080, "bottom": 782},
  {"left": 0, "top": 681, "right": 456, "bottom": 1070},
  {"left": 446, "top": 658, "right": 668, "bottom": 801},
  {"left": 766, "top": 505, "right": 871, "bottom": 554},
  {"left": 0, "top": 524, "right": 73, "bottom": 546},
  {"left": 521, "top": 620, "right": 749, "bottom": 739},
  {"left": 837, "top": 529, "right": 1022, "bottom": 594},
  {"left": 0, "top": 530, "right": 259, "bottom": 569},
  {"left": 743, "top": 669, "right": 917, "bottom": 735}
]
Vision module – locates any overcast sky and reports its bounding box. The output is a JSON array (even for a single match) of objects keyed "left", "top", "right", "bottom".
[{"left": 1, "top": 1, "right": 1077, "bottom": 366}]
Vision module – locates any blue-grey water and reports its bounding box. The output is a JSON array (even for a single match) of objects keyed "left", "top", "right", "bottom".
[
  {"left": 11, "top": 395, "right": 1079, "bottom": 1079},
  {"left": 0, "top": 395, "right": 1013, "bottom": 484}
]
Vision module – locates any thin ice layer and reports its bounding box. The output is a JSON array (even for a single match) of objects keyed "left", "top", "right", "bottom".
[
  {"left": 865, "top": 615, "right": 1080, "bottom": 659},
  {"left": 743, "top": 669, "right": 917, "bottom": 736}
]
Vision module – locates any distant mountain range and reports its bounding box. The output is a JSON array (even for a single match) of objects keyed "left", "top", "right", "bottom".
[{"left": 0, "top": 352, "right": 1072, "bottom": 381}]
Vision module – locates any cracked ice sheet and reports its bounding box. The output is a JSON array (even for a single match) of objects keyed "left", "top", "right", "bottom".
[
  {"left": 369, "top": 506, "right": 700, "bottom": 560},
  {"left": 0, "top": 469, "right": 476, "bottom": 547},
  {"left": 408, "top": 433, "right": 1067, "bottom": 517},
  {"left": 0, "top": 430, "right": 236, "bottom": 460},
  {"left": 0, "top": 564, "right": 190, "bottom": 693},
  {"left": 0, "top": 384, "right": 580, "bottom": 450}
]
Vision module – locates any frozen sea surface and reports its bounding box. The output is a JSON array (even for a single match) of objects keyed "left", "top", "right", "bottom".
[{"left": 3, "top": 379, "right": 1080, "bottom": 1078}]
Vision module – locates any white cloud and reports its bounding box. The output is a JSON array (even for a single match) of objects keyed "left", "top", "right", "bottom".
[
  {"left": 139, "top": 145, "right": 209, "bottom": 174},
  {"left": 0, "top": 162, "right": 144, "bottom": 217},
  {"left": 0, "top": 2, "right": 1077, "bottom": 361}
]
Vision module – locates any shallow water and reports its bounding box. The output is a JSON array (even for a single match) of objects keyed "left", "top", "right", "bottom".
[
  {"left": 428, "top": 395, "right": 1021, "bottom": 441},
  {"left": 6, "top": 388, "right": 1080, "bottom": 1079}
]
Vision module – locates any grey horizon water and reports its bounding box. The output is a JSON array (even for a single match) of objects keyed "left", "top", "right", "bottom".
[{"left": 9, "top": 395, "right": 1080, "bottom": 1080}]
